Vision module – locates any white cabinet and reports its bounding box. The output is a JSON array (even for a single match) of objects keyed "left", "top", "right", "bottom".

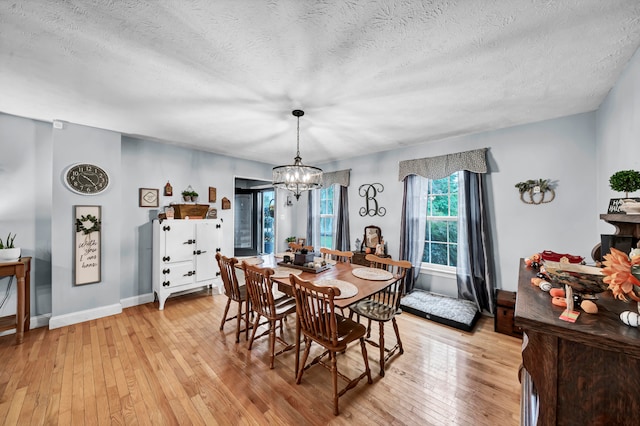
[{"left": 152, "top": 219, "right": 223, "bottom": 310}]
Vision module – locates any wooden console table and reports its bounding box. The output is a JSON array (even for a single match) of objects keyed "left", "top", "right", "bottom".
[
  {"left": 0, "top": 257, "right": 31, "bottom": 344},
  {"left": 514, "top": 259, "right": 640, "bottom": 425}
]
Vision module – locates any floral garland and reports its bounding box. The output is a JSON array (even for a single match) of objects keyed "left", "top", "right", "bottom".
[{"left": 75, "top": 214, "right": 101, "bottom": 235}]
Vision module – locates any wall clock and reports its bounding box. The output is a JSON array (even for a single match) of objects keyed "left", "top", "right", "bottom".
[{"left": 64, "top": 163, "right": 110, "bottom": 195}]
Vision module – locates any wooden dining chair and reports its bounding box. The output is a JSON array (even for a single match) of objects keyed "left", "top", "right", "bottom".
[
  {"left": 288, "top": 242, "right": 314, "bottom": 252},
  {"left": 216, "top": 253, "right": 250, "bottom": 343},
  {"left": 242, "top": 261, "right": 297, "bottom": 369},
  {"left": 289, "top": 274, "right": 372, "bottom": 416},
  {"left": 349, "top": 253, "right": 412, "bottom": 376},
  {"left": 319, "top": 247, "right": 353, "bottom": 263}
]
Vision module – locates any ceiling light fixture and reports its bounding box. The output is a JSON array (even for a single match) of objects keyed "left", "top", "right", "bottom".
[{"left": 272, "top": 110, "right": 323, "bottom": 200}]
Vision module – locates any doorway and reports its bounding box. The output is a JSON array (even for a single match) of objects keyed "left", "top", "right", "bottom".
[{"left": 234, "top": 178, "right": 275, "bottom": 257}]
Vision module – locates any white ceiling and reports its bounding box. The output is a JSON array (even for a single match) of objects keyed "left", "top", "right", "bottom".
[{"left": 1, "top": 1, "right": 640, "bottom": 165}]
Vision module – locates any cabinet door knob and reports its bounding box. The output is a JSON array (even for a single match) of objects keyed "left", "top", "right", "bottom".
[
  {"left": 184, "top": 271, "right": 194, "bottom": 277},
  {"left": 216, "top": 271, "right": 221, "bottom": 277},
  {"left": 162, "top": 256, "right": 171, "bottom": 262},
  {"left": 215, "top": 248, "right": 221, "bottom": 252},
  {"left": 162, "top": 268, "right": 170, "bottom": 274},
  {"left": 216, "top": 224, "right": 221, "bottom": 229},
  {"left": 163, "top": 225, "right": 171, "bottom": 231},
  {"left": 162, "top": 281, "right": 170, "bottom": 287}
]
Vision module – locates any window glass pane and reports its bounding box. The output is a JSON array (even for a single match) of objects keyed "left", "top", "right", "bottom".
[
  {"left": 449, "top": 173, "right": 458, "bottom": 192},
  {"left": 430, "top": 195, "right": 449, "bottom": 216},
  {"left": 448, "top": 221, "right": 458, "bottom": 243},
  {"left": 450, "top": 193, "right": 458, "bottom": 215},
  {"left": 449, "top": 243, "right": 457, "bottom": 267},
  {"left": 430, "top": 243, "right": 448, "bottom": 265},
  {"left": 430, "top": 221, "right": 447, "bottom": 242},
  {"left": 431, "top": 178, "right": 448, "bottom": 194}
]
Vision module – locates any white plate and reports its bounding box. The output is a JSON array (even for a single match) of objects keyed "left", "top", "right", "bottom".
[{"left": 352, "top": 267, "right": 393, "bottom": 281}]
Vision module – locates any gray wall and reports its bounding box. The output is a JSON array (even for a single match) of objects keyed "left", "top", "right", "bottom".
[
  {"left": 596, "top": 45, "right": 640, "bottom": 235},
  {"left": 315, "top": 112, "right": 597, "bottom": 296},
  {"left": 0, "top": 44, "right": 639, "bottom": 324}
]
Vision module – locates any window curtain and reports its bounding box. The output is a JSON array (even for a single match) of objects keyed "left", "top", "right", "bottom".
[
  {"left": 335, "top": 185, "right": 350, "bottom": 251},
  {"left": 399, "top": 175, "right": 428, "bottom": 293},
  {"left": 307, "top": 191, "right": 315, "bottom": 248},
  {"left": 457, "top": 171, "right": 494, "bottom": 314},
  {"left": 398, "top": 148, "right": 494, "bottom": 312}
]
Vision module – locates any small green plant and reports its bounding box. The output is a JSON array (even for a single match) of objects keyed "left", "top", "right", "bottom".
[
  {"left": 190, "top": 191, "right": 198, "bottom": 197},
  {"left": 609, "top": 170, "right": 640, "bottom": 198},
  {"left": 0, "top": 233, "right": 16, "bottom": 249},
  {"left": 286, "top": 236, "right": 296, "bottom": 243}
]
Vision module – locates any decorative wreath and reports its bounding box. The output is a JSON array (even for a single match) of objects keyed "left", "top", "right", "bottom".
[
  {"left": 515, "top": 179, "right": 556, "bottom": 205},
  {"left": 76, "top": 214, "right": 101, "bottom": 235}
]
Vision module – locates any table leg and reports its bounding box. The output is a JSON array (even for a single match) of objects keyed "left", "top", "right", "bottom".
[
  {"left": 25, "top": 269, "right": 30, "bottom": 331},
  {"left": 16, "top": 274, "right": 25, "bottom": 344}
]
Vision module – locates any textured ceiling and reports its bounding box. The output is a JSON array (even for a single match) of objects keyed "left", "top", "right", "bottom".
[{"left": 1, "top": 1, "right": 640, "bottom": 166}]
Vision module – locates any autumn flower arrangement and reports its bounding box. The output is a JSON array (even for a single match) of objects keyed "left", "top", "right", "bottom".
[{"left": 601, "top": 247, "right": 640, "bottom": 302}]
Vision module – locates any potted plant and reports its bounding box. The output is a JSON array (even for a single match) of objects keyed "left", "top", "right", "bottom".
[
  {"left": 181, "top": 190, "right": 199, "bottom": 202},
  {"left": 0, "top": 232, "right": 21, "bottom": 262},
  {"left": 609, "top": 170, "right": 640, "bottom": 199}
]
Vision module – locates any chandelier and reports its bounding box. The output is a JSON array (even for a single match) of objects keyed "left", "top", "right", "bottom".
[{"left": 272, "top": 110, "right": 323, "bottom": 200}]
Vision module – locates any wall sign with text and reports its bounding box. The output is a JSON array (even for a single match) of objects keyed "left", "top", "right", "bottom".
[{"left": 74, "top": 205, "right": 102, "bottom": 285}]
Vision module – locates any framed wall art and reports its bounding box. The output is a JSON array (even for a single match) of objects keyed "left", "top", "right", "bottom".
[
  {"left": 209, "top": 186, "right": 217, "bottom": 203},
  {"left": 74, "top": 205, "right": 102, "bottom": 285},
  {"left": 139, "top": 188, "right": 159, "bottom": 207}
]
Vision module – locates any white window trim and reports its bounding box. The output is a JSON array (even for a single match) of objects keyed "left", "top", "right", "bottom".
[{"left": 420, "top": 262, "right": 456, "bottom": 278}]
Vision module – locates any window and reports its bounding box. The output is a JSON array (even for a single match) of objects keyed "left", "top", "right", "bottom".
[
  {"left": 319, "top": 186, "right": 336, "bottom": 249},
  {"left": 423, "top": 173, "right": 458, "bottom": 269}
]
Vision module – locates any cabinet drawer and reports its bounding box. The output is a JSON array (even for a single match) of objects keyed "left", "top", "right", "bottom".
[{"left": 162, "top": 262, "right": 195, "bottom": 287}]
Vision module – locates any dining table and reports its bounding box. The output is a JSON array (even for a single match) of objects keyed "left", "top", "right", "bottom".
[
  {"left": 239, "top": 254, "right": 397, "bottom": 309},
  {"left": 237, "top": 253, "right": 400, "bottom": 376}
]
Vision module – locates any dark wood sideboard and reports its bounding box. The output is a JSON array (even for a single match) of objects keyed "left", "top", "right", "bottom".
[{"left": 514, "top": 260, "right": 640, "bottom": 426}]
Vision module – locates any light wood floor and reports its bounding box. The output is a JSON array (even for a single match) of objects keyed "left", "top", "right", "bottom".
[{"left": 0, "top": 289, "right": 522, "bottom": 425}]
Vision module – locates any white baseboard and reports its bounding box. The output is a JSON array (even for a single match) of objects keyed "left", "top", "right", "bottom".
[
  {"left": 49, "top": 303, "right": 123, "bottom": 329},
  {"left": 12, "top": 286, "right": 223, "bottom": 332},
  {"left": 121, "top": 292, "right": 155, "bottom": 309}
]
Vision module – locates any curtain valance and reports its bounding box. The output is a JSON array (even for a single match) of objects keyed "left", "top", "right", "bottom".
[
  {"left": 322, "top": 169, "right": 350, "bottom": 187},
  {"left": 398, "top": 148, "right": 488, "bottom": 181}
]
